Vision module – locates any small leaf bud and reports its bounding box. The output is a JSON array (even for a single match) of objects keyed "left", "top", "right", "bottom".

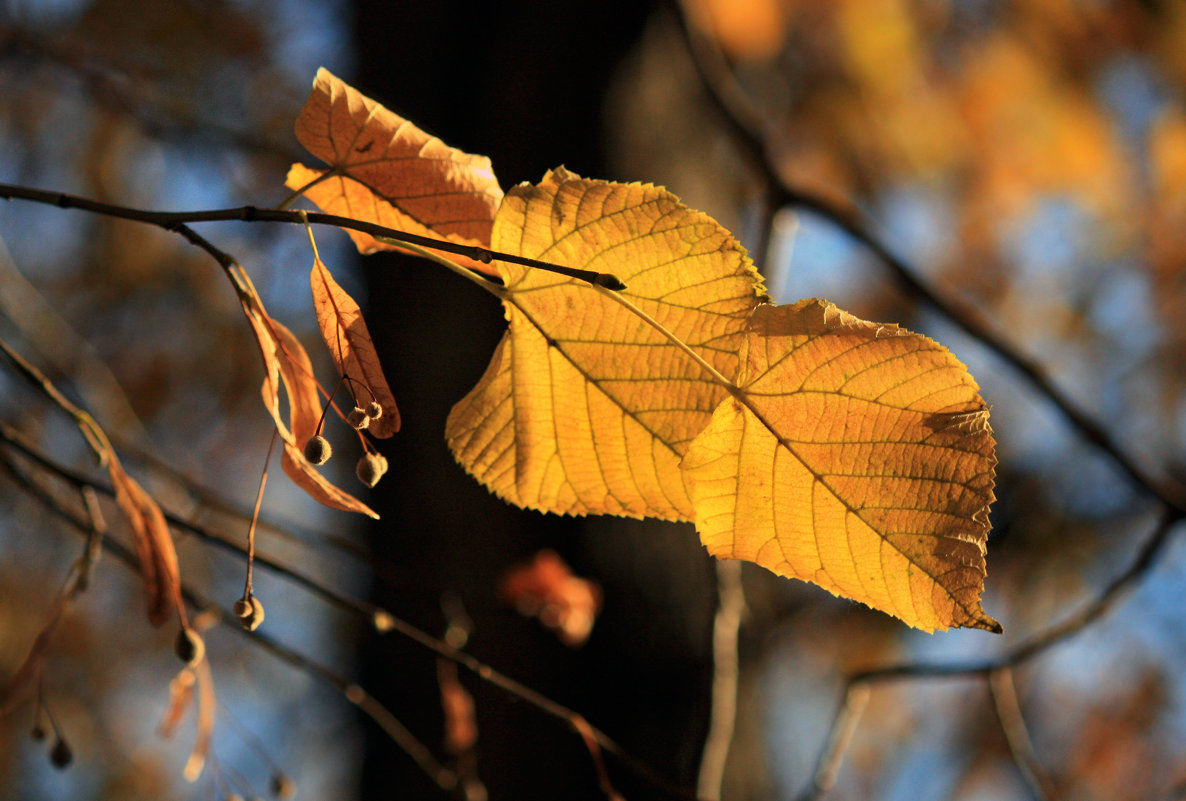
[
  {"left": 233, "top": 594, "right": 266, "bottom": 631},
  {"left": 303, "top": 435, "right": 332, "bottom": 465},
  {"left": 365, "top": 401, "right": 383, "bottom": 420},
  {"left": 355, "top": 452, "right": 387, "bottom": 488},
  {"left": 174, "top": 626, "right": 206, "bottom": 667},
  {"left": 347, "top": 407, "right": 371, "bottom": 430},
  {"left": 50, "top": 737, "right": 73, "bottom": 769}
]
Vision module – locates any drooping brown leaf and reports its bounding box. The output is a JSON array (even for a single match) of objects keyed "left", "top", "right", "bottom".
[
  {"left": 288, "top": 68, "right": 503, "bottom": 274},
  {"left": 182, "top": 659, "right": 215, "bottom": 782},
  {"left": 241, "top": 293, "right": 378, "bottom": 518},
  {"left": 280, "top": 441, "right": 378, "bottom": 519},
  {"left": 159, "top": 667, "right": 195, "bottom": 739},
  {"left": 109, "top": 459, "right": 179, "bottom": 627},
  {"left": 0, "top": 591, "right": 67, "bottom": 715},
  {"left": 309, "top": 256, "right": 400, "bottom": 437}
]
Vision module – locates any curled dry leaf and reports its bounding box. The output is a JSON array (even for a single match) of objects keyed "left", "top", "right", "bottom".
[
  {"left": 159, "top": 668, "right": 196, "bottom": 739},
  {"left": 109, "top": 460, "right": 180, "bottom": 627},
  {"left": 0, "top": 591, "right": 67, "bottom": 715},
  {"left": 310, "top": 256, "right": 400, "bottom": 437},
  {"left": 499, "top": 550, "right": 602, "bottom": 647},
  {"left": 182, "top": 658, "right": 215, "bottom": 782},
  {"left": 241, "top": 295, "right": 378, "bottom": 518},
  {"left": 288, "top": 67, "right": 503, "bottom": 274}
]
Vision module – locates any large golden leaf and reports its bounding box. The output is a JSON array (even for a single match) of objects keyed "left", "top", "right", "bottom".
[
  {"left": 682, "top": 301, "right": 998, "bottom": 631},
  {"left": 288, "top": 68, "right": 503, "bottom": 273},
  {"left": 446, "top": 167, "right": 767, "bottom": 520}
]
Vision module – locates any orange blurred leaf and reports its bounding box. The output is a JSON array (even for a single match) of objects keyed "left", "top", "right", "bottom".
[
  {"left": 109, "top": 460, "right": 180, "bottom": 627},
  {"left": 309, "top": 256, "right": 400, "bottom": 437},
  {"left": 436, "top": 658, "right": 478, "bottom": 755},
  {"left": 500, "top": 550, "right": 602, "bottom": 647},
  {"left": 288, "top": 68, "right": 503, "bottom": 274}
]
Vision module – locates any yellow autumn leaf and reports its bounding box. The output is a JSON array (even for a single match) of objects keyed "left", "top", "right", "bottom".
[
  {"left": 448, "top": 169, "right": 997, "bottom": 632},
  {"left": 287, "top": 68, "right": 503, "bottom": 274},
  {"left": 682, "top": 301, "right": 998, "bottom": 632},
  {"left": 446, "top": 167, "right": 767, "bottom": 520}
]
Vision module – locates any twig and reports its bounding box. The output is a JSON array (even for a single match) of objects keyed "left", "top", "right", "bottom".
[
  {"left": 0, "top": 422, "right": 701, "bottom": 801},
  {"left": 989, "top": 668, "right": 1057, "bottom": 801},
  {"left": 669, "top": 0, "right": 1186, "bottom": 517},
  {"left": 795, "top": 683, "right": 870, "bottom": 801},
  {"left": 798, "top": 509, "right": 1182, "bottom": 797},
  {"left": 0, "top": 183, "right": 626, "bottom": 291},
  {"left": 0, "top": 448, "right": 458, "bottom": 793},
  {"left": 697, "top": 559, "right": 745, "bottom": 800}
]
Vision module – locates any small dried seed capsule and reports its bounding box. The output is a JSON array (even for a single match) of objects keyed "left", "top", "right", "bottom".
[
  {"left": 49, "top": 737, "right": 72, "bottom": 769},
  {"left": 270, "top": 773, "right": 296, "bottom": 799},
  {"left": 303, "top": 434, "right": 332, "bottom": 465},
  {"left": 355, "top": 453, "right": 386, "bottom": 488},
  {"left": 347, "top": 407, "right": 371, "bottom": 430},
  {"left": 30, "top": 723, "right": 46, "bottom": 742},
  {"left": 233, "top": 594, "right": 266, "bottom": 631},
  {"left": 365, "top": 401, "right": 383, "bottom": 420},
  {"left": 174, "top": 626, "right": 206, "bottom": 667}
]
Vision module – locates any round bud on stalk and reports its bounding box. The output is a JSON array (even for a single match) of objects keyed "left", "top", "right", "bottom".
[
  {"left": 303, "top": 435, "right": 332, "bottom": 465},
  {"left": 233, "top": 594, "right": 266, "bottom": 631},
  {"left": 355, "top": 452, "right": 388, "bottom": 488},
  {"left": 365, "top": 401, "right": 383, "bottom": 420},
  {"left": 30, "top": 723, "right": 46, "bottom": 742},
  {"left": 174, "top": 626, "right": 205, "bottom": 667},
  {"left": 49, "top": 737, "right": 73, "bottom": 769},
  {"left": 347, "top": 407, "right": 371, "bottom": 430},
  {"left": 271, "top": 773, "right": 297, "bottom": 800}
]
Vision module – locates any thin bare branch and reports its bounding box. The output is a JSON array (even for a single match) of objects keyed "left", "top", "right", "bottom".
[
  {"left": 697, "top": 559, "right": 745, "bottom": 800},
  {"left": 990, "top": 668, "right": 1058, "bottom": 801},
  {"left": 0, "top": 183, "right": 626, "bottom": 290},
  {"left": 669, "top": 0, "right": 1186, "bottom": 517},
  {"left": 0, "top": 421, "right": 702, "bottom": 801},
  {"left": 795, "top": 683, "right": 870, "bottom": 801}
]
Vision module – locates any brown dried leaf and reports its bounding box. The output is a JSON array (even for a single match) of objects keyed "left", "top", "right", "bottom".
[
  {"left": 182, "top": 659, "right": 215, "bottom": 782},
  {"left": 0, "top": 592, "right": 67, "bottom": 715},
  {"left": 241, "top": 291, "right": 379, "bottom": 517},
  {"left": 159, "top": 668, "right": 195, "bottom": 739},
  {"left": 280, "top": 441, "right": 379, "bottom": 519},
  {"left": 310, "top": 256, "right": 400, "bottom": 437},
  {"left": 109, "top": 460, "right": 179, "bottom": 627},
  {"left": 288, "top": 68, "right": 503, "bottom": 274}
]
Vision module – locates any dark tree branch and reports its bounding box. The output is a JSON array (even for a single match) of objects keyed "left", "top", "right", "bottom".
[
  {"left": 669, "top": 0, "right": 1186, "bottom": 517},
  {"left": 0, "top": 183, "right": 627, "bottom": 290},
  {"left": 0, "top": 421, "right": 701, "bottom": 801}
]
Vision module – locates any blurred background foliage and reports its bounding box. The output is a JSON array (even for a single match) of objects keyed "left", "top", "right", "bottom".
[{"left": 1, "top": 1, "right": 1185, "bottom": 800}]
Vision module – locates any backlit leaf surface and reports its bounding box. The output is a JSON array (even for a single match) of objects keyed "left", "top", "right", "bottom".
[
  {"left": 447, "top": 167, "right": 767, "bottom": 520},
  {"left": 449, "top": 170, "right": 997, "bottom": 631},
  {"left": 288, "top": 68, "right": 502, "bottom": 274},
  {"left": 682, "top": 301, "right": 998, "bottom": 631}
]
